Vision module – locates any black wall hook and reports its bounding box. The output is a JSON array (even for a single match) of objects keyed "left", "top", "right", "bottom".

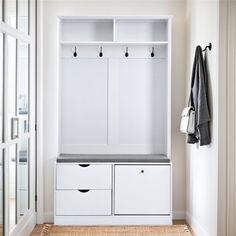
[
  {"left": 151, "top": 47, "right": 155, "bottom": 57},
  {"left": 73, "top": 46, "right": 77, "bottom": 57},
  {"left": 125, "top": 47, "right": 129, "bottom": 57},
  {"left": 99, "top": 47, "right": 103, "bottom": 57},
  {"left": 202, "top": 43, "right": 212, "bottom": 52}
]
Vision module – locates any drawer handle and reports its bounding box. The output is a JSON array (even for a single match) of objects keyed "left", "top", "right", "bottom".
[
  {"left": 78, "top": 164, "right": 90, "bottom": 167},
  {"left": 78, "top": 189, "right": 90, "bottom": 193},
  {"left": 140, "top": 170, "right": 144, "bottom": 173}
]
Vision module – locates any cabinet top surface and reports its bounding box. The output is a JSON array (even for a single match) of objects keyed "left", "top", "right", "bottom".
[
  {"left": 59, "top": 16, "right": 173, "bottom": 21},
  {"left": 57, "top": 154, "right": 170, "bottom": 163}
]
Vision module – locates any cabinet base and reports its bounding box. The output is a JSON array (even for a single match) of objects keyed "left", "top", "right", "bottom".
[{"left": 54, "top": 215, "right": 172, "bottom": 225}]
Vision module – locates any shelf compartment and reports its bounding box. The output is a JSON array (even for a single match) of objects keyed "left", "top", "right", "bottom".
[
  {"left": 61, "top": 19, "right": 114, "bottom": 42},
  {"left": 115, "top": 19, "right": 168, "bottom": 42}
]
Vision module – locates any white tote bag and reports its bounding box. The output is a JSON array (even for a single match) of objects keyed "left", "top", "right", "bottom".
[{"left": 180, "top": 106, "right": 195, "bottom": 134}]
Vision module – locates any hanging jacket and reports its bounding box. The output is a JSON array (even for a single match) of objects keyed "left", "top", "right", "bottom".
[{"left": 187, "top": 46, "right": 211, "bottom": 146}]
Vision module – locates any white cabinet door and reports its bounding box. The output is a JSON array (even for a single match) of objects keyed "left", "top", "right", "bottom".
[
  {"left": 114, "top": 165, "right": 171, "bottom": 215},
  {"left": 56, "top": 190, "right": 111, "bottom": 216},
  {"left": 56, "top": 164, "right": 112, "bottom": 190}
]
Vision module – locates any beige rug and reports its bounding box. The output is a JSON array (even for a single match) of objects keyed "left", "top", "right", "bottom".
[{"left": 40, "top": 225, "right": 192, "bottom": 236}]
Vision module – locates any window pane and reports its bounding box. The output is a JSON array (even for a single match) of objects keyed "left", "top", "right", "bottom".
[
  {"left": 0, "top": 33, "right": 3, "bottom": 143},
  {"left": 18, "top": 138, "right": 29, "bottom": 219},
  {"left": 18, "top": 0, "right": 29, "bottom": 34},
  {"left": 6, "top": 0, "right": 16, "bottom": 28},
  {"left": 6, "top": 36, "right": 16, "bottom": 141},
  {"left": 9, "top": 144, "right": 17, "bottom": 230},
  {"left": 18, "top": 41, "right": 29, "bottom": 133}
]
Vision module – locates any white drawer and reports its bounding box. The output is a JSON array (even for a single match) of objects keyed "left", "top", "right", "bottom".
[
  {"left": 56, "top": 190, "right": 111, "bottom": 216},
  {"left": 56, "top": 164, "right": 112, "bottom": 190},
  {"left": 114, "top": 165, "right": 171, "bottom": 215}
]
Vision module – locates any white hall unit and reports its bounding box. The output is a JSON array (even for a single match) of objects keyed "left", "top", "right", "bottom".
[{"left": 55, "top": 16, "right": 172, "bottom": 225}]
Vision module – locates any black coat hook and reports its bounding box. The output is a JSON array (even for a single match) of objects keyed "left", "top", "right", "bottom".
[
  {"left": 99, "top": 47, "right": 103, "bottom": 57},
  {"left": 151, "top": 47, "right": 155, "bottom": 57},
  {"left": 73, "top": 46, "right": 77, "bottom": 57},
  {"left": 125, "top": 47, "right": 129, "bottom": 57},
  {"left": 202, "top": 43, "right": 212, "bottom": 52}
]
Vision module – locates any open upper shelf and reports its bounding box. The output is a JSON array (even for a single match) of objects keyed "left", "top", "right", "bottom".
[
  {"left": 60, "top": 17, "right": 170, "bottom": 44},
  {"left": 61, "top": 19, "right": 114, "bottom": 42},
  {"left": 115, "top": 19, "right": 168, "bottom": 42}
]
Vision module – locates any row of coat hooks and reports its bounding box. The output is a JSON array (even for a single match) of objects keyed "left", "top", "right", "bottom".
[{"left": 73, "top": 46, "right": 156, "bottom": 58}]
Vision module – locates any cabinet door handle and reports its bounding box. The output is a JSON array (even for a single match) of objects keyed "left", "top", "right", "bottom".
[
  {"left": 140, "top": 170, "right": 144, "bottom": 173},
  {"left": 78, "top": 164, "right": 90, "bottom": 167},
  {"left": 78, "top": 189, "right": 90, "bottom": 193}
]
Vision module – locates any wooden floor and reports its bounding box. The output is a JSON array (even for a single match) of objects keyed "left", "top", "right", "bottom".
[{"left": 30, "top": 220, "right": 194, "bottom": 236}]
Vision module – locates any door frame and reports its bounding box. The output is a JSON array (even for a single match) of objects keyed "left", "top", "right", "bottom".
[
  {"left": 0, "top": 0, "right": 37, "bottom": 235},
  {"left": 35, "top": 0, "right": 44, "bottom": 224},
  {"left": 218, "top": 0, "right": 236, "bottom": 235}
]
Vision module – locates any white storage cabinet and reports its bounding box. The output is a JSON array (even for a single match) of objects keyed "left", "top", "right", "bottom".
[{"left": 55, "top": 16, "right": 172, "bottom": 225}]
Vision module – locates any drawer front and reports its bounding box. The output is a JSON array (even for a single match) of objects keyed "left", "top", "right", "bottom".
[
  {"left": 56, "top": 164, "right": 112, "bottom": 189},
  {"left": 114, "top": 165, "right": 171, "bottom": 215},
  {"left": 56, "top": 190, "right": 111, "bottom": 216}
]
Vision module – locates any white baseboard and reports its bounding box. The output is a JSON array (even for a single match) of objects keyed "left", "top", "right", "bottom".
[
  {"left": 173, "top": 211, "right": 185, "bottom": 220},
  {"left": 44, "top": 211, "right": 54, "bottom": 223},
  {"left": 10, "top": 211, "right": 36, "bottom": 236},
  {"left": 36, "top": 211, "right": 45, "bottom": 224},
  {"left": 46, "top": 211, "right": 180, "bottom": 224},
  {"left": 186, "top": 211, "right": 209, "bottom": 236},
  {"left": 54, "top": 215, "right": 172, "bottom": 225}
]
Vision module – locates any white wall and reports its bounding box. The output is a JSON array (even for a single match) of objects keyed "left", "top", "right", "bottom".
[
  {"left": 186, "top": 0, "right": 219, "bottom": 235},
  {"left": 41, "top": 0, "right": 187, "bottom": 222}
]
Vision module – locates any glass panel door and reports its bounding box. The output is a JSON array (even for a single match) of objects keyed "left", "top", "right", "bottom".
[{"left": 0, "top": 0, "right": 35, "bottom": 234}]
